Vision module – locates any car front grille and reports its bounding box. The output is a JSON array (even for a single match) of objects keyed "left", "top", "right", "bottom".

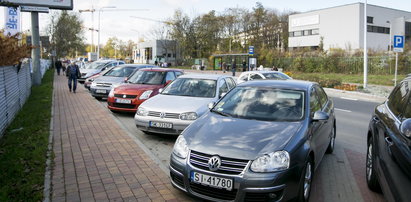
[
  {"left": 170, "top": 172, "right": 185, "bottom": 188},
  {"left": 96, "top": 83, "right": 112, "bottom": 87},
  {"left": 148, "top": 111, "right": 180, "bottom": 119},
  {"left": 189, "top": 150, "right": 249, "bottom": 175},
  {"left": 114, "top": 94, "right": 138, "bottom": 99},
  {"left": 244, "top": 190, "right": 283, "bottom": 202},
  {"left": 113, "top": 103, "right": 136, "bottom": 109},
  {"left": 189, "top": 182, "right": 237, "bottom": 200}
]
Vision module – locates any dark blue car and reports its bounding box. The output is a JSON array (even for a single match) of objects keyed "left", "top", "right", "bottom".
[{"left": 169, "top": 80, "right": 336, "bottom": 201}]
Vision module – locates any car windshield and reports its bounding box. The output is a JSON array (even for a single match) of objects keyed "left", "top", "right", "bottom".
[
  {"left": 262, "top": 73, "right": 291, "bottom": 80},
  {"left": 104, "top": 66, "right": 136, "bottom": 77},
  {"left": 127, "top": 70, "right": 166, "bottom": 85},
  {"left": 162, "top": 78, "right": 216, "bottom": 98},
  {"left": 86, "top": 61, "right": 105, "bottom": 69},
  {"left": 212, "top": 87, "right": 305, "bottom": 121}
]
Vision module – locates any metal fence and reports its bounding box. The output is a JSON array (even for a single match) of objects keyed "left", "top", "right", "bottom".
[
  {"left": 272, "top": 56, "right": 411, "bottom": 74},
  {"left": 0, "top": 59, "right": 50, "bottom": 137}
]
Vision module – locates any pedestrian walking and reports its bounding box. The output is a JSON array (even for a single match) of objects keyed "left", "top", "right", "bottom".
[
  {"left": 242, "top": 60, "right": 247, "bottom": 72},
  {"left": 62, "top": 59, "right": 67, "bottom": 75},
  {"left": 55, "top": 59, "right": 63, "bottom": 75},
  {"left": 222, "top": 62, "right": 227, "bottom": 73},
  {"left": 154, "top": 60, "right": 158, "bottom": 66},
  {"left": 231, "top": 59, "right": 237, "bottom": 76},
  {"left": 66, "top": 61, "right": 81, "bottom": 93},
  {"left": 272, "top": 66, "right": 278, "bottom": 71}
]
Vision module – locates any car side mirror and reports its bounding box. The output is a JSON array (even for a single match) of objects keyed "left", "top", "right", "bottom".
[
  {"left": 158, "top": 88, "right": 163, "bottom": 93},
  {"left": 124, "top": 77, "right": 128, "bottom": 83},
  {"left": 400, "top": 118, "right": 411, "bottom": 138},
  {"left": 219, "top": 92, "right": 226, "bottom": 98},
  {"left": 208, "top": 102, "right": 215, "bottom": 109},
  {"left": 312, "top": 111, "right": 329, "bottom": 121}
]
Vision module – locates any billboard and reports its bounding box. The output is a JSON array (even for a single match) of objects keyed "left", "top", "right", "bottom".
[
  {"left": 0, "top": 0, "right": 73, "bottom": 10},
  {"left": 4, "top": 7, "right": 20, "bottom": 36}
]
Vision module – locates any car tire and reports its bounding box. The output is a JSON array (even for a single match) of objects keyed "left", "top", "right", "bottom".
[
  {"left": 366, "top": 136, "right": 381, "bottom": 192},
  {"left": 299, "top": 157, "right": 313, "bottom": 202},
  {"left": 326, "top": 125, "right": 336, "bottom": 154},
  {"left": 109, "top": 109, "right": 118, "bottom": 113},
  {"left": 95, "top": 97, "right": 103, "bottom": 101}
]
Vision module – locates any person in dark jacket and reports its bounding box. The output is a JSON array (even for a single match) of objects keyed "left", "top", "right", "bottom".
[
  {"left": 231, "top": 59, "right": 237, "bottom": 76},
  {"left": 66, "top": 61, "right": 81, "bottom": 93},
  {"left": 55, "top": 59, "right": 63, "bottom": 75}
]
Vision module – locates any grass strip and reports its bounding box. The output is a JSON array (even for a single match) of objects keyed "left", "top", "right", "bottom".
[{"left": 0, "top": 68, "right": 54, "bottom": 201}]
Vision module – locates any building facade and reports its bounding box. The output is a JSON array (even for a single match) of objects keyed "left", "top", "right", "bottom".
[
  {"left": 132, "top": 40, "right": 178, "bottom": 65},
  {"left": 288, "top": 3, "right": 411, "bottom": 51}
]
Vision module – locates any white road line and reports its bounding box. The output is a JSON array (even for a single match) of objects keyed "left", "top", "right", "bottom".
[
  {"left": 340, "top": 97, "right": 358, "bottom": 101},
  {"left": 335, "top": 108, "right": 352, "bottom": 113}
]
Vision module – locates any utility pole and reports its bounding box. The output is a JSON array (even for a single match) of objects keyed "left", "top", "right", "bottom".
[
  {"left": 363, "top": 0, "right": 368, "bottom": 89},
  {"left": 31, "top": 12, "right": 41, "bottom": 85}
]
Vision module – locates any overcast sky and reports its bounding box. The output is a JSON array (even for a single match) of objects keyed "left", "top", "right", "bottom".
[{"left": 1, "top": 0, "right": 410, "bottom": 45}]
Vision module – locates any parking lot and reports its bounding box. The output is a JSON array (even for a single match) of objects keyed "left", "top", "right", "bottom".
[{"left": 97, "top": 92, "right": 386, "bottom": 201}]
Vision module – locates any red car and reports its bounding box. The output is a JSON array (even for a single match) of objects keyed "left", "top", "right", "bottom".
[{"left": 107, "top": 68, "right": 183, "bottom": 113}]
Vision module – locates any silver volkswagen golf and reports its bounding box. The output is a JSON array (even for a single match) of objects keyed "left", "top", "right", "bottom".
[{"left": 134, "top": 74, "right": 236, "bottom": 135}]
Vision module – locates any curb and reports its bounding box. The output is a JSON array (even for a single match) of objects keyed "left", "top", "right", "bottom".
[
  {"left": 324, "top": 87, "right": 387, "bottom": 103},
  {"left": 43, "top": 75, "right": 55, "bottom": 202}
]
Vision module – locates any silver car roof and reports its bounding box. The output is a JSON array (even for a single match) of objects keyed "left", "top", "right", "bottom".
[{"left": 178, "top": 74, "right": 232, "bottom": 80}]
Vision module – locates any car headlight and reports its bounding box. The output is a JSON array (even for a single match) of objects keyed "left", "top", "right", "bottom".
[
  {"left": 250, "top": 151, "right": 290, "bottom": 172},
  {"left": 179, "top": 112, "right": 198, "bottom": 120},
  {"left": 108, "top": 88, "right": 114, "bottom": 97},
  {"left": 88, "top": 78, "right": 94, "bottom": 82},
  {"left": 91, "top": 82, "right": 97, "bottom": 87},
  {"left": 136, "top": 107, "right": 148, "bottom": 116},
  {"left": 173, "top": 135, "right": 189, "bottom": 159},
  {"left": 139, "top": 90, "right": 153, "bottom": 100}
]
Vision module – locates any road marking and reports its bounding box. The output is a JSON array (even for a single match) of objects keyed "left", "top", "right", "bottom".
[
  {"left": 335, "top": 108, "right": 352, "bottom": 113},
  {"left": 340, "top": 97, "right": 358, "bottom": 101}
]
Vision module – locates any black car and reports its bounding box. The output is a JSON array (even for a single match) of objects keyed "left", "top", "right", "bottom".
[
  {"left": 170, "top": 80, "right": 336, "bottom": 201},
  {"left": 366, "top": 76, "right": 411, "bottom": 201}
]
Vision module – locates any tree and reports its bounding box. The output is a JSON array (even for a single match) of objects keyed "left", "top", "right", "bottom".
[{"left": 47, "top": 11, "right": 85, "bottom": 58}]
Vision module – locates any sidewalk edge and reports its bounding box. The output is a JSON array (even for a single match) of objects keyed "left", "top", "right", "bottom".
[{"left": 42, "top": 76, "right": 54, "bottom": 202}]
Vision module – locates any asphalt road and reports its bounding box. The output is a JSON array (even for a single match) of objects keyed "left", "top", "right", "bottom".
[{"left": 97, "top": 95, "right": 385, "bottom": 201}]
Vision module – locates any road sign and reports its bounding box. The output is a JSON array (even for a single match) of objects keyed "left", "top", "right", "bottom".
[
  {"left": 393, "top": 35, "right": 404, "bottom": 52},
  {"left": 21, "top": 6, "right": 50, "bottom": 13},
  {"left": 248, "top": 46, "right": 254, "bottom": 55}
]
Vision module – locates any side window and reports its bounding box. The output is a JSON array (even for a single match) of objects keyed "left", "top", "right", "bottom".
[
  {"left": 165, "top": 71, "right": 176, "bottom": 82},
  {"left": 388, "top": 82, "right": 409, "bottom": 117},
  {"left": 250, "top": 74, "right": 263, "bottom": 80},
  {"left": 174, "top": 71, "right": 183, "bottom": 77},
  {"left": 218, "top": 79, "right": 229, "bottom": 97},
  {"left": 404, "top": 96, "right": 411, "bottom": 119},
  {"left": 310, "top": 87, "right": 321, "bottom": 114},
  {"left": 225, "top": 78, "right": 236, "bottom": 89},
  {"left": 239, "top": 74, "right": 248, "bottom": 82},
  {"left": 315, "top": 85, "right": 328, "bottom": 108}
]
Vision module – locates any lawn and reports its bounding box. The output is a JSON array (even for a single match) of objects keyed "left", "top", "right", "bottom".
[{"left": 0, "top": 69, "right": 54, "bottom": 201}]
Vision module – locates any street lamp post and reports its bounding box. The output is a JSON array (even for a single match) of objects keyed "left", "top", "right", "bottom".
[
  {"left": 98, "top": 6, "right": 116, "bottom": 60},
  {"left": 363, "top": 0, "right": 368, "bottom": 89},
  {"left": 79, "top": 8, "right": 96, "bottom": 52}
]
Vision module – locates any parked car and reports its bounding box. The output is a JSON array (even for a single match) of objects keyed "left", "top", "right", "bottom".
[
  {"left": 107, "top": 68, "right": 183, "bottom": 113},
  {"left": 366, "top": 76, "right": 411, "bottom": 201},
  {"left": 134, "top": 74, "right": 237, "bottom": 135},
  {"left": 78, "top": 60, "right": 125, "bottom": 83},
  {"left": 237, "top": 70, "right": 292, "bottom": 84},
  {"left": 169, "top": 80, "right": 336, "bottom": 201},
  {"left": 83, "top": 66, "right": 116, "bottom": 90},
  {"left": 90, "top": 64, "right": 157, "bottom": 100}
]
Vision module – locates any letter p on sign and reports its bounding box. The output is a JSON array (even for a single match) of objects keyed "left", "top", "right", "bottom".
[{"left": 393, "top": 35, "right": 404, "bottom": 52}]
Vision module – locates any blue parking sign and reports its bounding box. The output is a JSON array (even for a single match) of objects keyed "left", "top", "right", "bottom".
[
  {"left": 248, "top": 46, "right": 254, "bottom": 55},
  {"left": 393, "top": 35, "right": 404, "bottom": 52}
]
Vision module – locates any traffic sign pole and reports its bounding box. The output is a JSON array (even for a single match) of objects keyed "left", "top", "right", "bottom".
[
  {"left": 393, "top": 35, "right": 404, "bottom": 86},
  {"left": 395, "top": 52, "right": 398, "bottom": 86}
]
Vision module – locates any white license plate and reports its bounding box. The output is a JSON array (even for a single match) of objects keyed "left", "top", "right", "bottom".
[
  {"left": 149, "top": 121, "right": 172, "bottom": 129},
  {"left": 96, "top": 89, "right": 106, "bottom": 94},
  {"left": 115, "top": 98, "right": 131, "bottom": 104},
  {"left": 191, "top": 172, "right": 233, "bottom": 191}
]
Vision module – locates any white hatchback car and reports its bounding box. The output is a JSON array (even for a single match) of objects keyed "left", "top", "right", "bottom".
[
  {"left": 134, "top": 74, "right": 236, "bottom": 135},
  {"left": 237, "top": 71, "right": 292, "bottom": 84}
]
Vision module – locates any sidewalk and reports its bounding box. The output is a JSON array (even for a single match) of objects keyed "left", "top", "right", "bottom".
[{"left": 50, "top": 75, "right": 191, "bottom": 201}]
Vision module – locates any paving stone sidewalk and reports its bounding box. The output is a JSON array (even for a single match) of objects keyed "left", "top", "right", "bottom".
[{"left": 50, "top": 74, "right": 191, "bottom": 201}]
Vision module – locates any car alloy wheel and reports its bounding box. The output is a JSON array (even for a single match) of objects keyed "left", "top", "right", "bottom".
[
  {"left": 366, "top": 136, "right": 381, "bottom": 192},
  {"left": 366, "top": 143, "right": 373, "bottom": 181},
  {"left": 326, "top": 126, "right": 336, "bottom": 154},
  {"left": 303, "top": 161, "right": 313, "bottom": 201}
]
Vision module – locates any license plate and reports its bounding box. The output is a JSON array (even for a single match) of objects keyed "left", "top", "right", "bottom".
[
  {"left": 149, "top": 121, "right": 172, "bottom": 129},
  {"left": 115, "top": 98, "right": 131, "bottom": 104},
  {"left": 191, "top": 172, "right": 233, "bottom": 191},
  {"left": 96, "top": 89, "right": 106, "bottom": 94}
]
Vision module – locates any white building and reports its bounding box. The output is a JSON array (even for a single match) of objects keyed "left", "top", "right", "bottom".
[
  {"left": 132, "top": 40, "right": 178, "bottom": 65},
  {"left": 288, "top": 3, "right": 411, "bottom": 51}
]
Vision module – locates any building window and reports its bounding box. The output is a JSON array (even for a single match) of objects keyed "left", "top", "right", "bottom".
[
  {"left": 294, "top": 31, "right": 302, "bottom": 37},
  {"left": 303, "top": 30, "right": 311, "bottom": 36},
  {"left": 367, "top": 16, "right": 373, "bottom": 24},
  {"left": 367, "top": 25, "right": 390, "bottom": 34},
  {"left": 311, "top": 29, "right": 319, "bottom": 35},
  {"left": 289, "top": 29, "right": 319, "bottom": 37},
  {"left": 289, "top": 32, "right": 294, "bottom": 37}
]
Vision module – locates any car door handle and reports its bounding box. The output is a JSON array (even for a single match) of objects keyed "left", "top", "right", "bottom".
[
  {"left": 373, "top": 117, "right": 380, "bottom": 123},
  {"left": 385, "top": 137, "right": 394, "bottom": 156}
]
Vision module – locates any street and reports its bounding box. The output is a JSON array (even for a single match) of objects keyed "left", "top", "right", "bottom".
[{"left": 97, "top": 94, "right": 386, "bottom": 202}]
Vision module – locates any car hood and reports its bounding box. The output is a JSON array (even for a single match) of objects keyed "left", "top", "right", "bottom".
[
  {"left": 94, "top": 76, "right": 125, "bottom": 85},
  {"left": 140, "top": 94, "right": 216, "bottom": 114},
  {"left": 85, "top": 69, "right": 101, "bottom": 77},
  {"left": 114, "top": 83, "right": 164, "bottom": 94},
  {"left": 184, "top": 112, "right": 303, "bottom": 160}
]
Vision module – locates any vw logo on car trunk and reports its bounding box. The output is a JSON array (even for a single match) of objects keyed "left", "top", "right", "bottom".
[
  {"left": 208, "top": 156, "right": 221, "bottom": 171},
  {"left": 123, "top": 94, "right": 127, "bottom": 98},
  {"left": 160, "top": 112, "right": 166, "bottom": 119}
]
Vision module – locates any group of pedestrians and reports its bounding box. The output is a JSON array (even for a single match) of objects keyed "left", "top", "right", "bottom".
[{"left": 55, "top": 59, "right": 81, "bottom": 93}]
